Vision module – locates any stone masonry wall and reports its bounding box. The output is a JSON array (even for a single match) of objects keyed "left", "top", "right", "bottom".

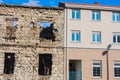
[{"left": 0, "top": 5, "right": 64, "bottom": 80}]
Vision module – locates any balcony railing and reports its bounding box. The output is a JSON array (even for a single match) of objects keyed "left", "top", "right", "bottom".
[{"left": 69, "top": 71, "right": 82, "bottom": 80}]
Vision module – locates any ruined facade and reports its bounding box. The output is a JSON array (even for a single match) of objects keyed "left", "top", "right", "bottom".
[{"left": 0, "top": 4, "right": 64, "bottom": 80}]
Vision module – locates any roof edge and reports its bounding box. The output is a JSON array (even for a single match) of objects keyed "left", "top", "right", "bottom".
[
  {"left": 59, "top": 2, "right": 120, "bottom": 11},
  {"left": 0, "top": 3, "right": 63, "bottom": 10}
]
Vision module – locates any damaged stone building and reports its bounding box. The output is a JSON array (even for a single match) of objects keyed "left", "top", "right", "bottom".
[{"left": 0, "top": 4, "right": 64, "bottom": 80}]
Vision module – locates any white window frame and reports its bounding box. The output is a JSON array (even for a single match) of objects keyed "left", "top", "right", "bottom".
[
  {"left": 92, "top": 11, "right": 101, "bottom": 21},
  {"left": 113, "top": 33, "right": 120, "bottom": 44},
  {"left": 92, "top": 31, "right": 101, "bottom": 43},
  {"left": 112, "top": 12, "right": 120, "bottom": 22},
  {"left": 71, "top": 9, "right": 80, "bottom": 19},
  {"left": 92, "top": 60, "right": 102, "bottom": 78},
  {"left": 114, "top": 61, "right": 120, "bottom": 78},
  {"left": 71, "top": 30, "right": 80, "bottom": 42}
]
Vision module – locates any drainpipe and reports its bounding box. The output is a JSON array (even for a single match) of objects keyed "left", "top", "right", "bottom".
[{"left": 65, "top": 8, "right": 68, "bottom": 80}]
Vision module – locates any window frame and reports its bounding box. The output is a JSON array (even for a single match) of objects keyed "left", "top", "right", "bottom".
[
  {"left": 114, "top": 61, "right": 120, "bottom": 78},
  {"left": 92, "top": 31, "right": 101, "bottom": 43},
  {"left": 92, "top": 60, "right": 102, "bottom": 78},
  {"left": 71, "top": 30, "right": 81, "bottom": 42},
  {"left": 92, "top": 10, "right": 101, "bottom": 21},
  {"left": 71, "top": 9, "right": 80, "bottom": 20},
  {"left": 113, "top": 33, "right": 120, "bottom": 44},
  {"left": 112, "top": 12, "right": 120, "bottom": 22}
]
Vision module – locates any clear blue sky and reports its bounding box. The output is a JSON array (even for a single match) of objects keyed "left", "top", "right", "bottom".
[{"left": 1, "top": 0, "right": 120, "bottom": 7}]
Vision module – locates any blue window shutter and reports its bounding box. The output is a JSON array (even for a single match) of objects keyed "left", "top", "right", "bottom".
[
  {"left": 76, "top": 33, "right": 80, "bottom": 41},
  {"left": 118, "top": 15, "right": 120, "bottom": 21},
  {"left": 72, "top": 10, "right": 75, "bottom": 19},
  {"left": 97, "top": 34, "right": 101, "bottom": 42},
  {"left": 117, "top": 14, "right": 120, "bottom": 21},
  {"left": 96, "top": 13, "right": 100, "bottom": 20},
  {"left": 76, "top": 11, "right": 80, "bottom": 19},
  {"left": 112, "top": 13, "right": 115, "bottom": 21},
  {"left": 92, "top": 12, "right": 95, "bottom": 20},
  {"left": 92, "top": 33, "right": 95, "bottom": 42},
  {"left": 72, "top": 33, "right": 75, "bottom": 41}
]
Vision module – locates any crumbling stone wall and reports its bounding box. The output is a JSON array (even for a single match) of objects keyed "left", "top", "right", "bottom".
[{"left": 0, "top": 4, "right": 64, "bottom": 80}]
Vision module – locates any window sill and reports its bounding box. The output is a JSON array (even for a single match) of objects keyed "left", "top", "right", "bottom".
[
  {"left": 111, "top": 21, "right": 120, "bottom": 23},
  {"left": 70, "top": 41, "right": 81, "bottom": 43},
  {"left": 70, "top": 19, "right": 81, "bottom": 21},
  {"left": 114, "top": 77, "right": 120, "bottom": 79},
  {"left": 91, "top": 20, "right": 101, "bottom": 22},
  {"left": 112, "top": 43, "right": 120, "bottom": 45},
  {"left": 91, "top": 42, "right": 101, "bottom": 44},
  {"left": 92, "top": 76, "right": 102, "bottom": 79}
]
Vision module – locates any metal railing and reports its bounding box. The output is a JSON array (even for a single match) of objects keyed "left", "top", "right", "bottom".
[{"left": 69, "top": 71, "right": 82, "bottom": 80}]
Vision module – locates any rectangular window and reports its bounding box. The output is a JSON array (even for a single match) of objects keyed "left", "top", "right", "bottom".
[
  {"left": 72, "top": 9, "right": 80, "bottom": 19},
  {"left": 4, "top": 53, "right": 15, "bottom": 74},
  {"left": 112, "top": 12, "right": 120, "bottom": 22},
  {"left": 71, "top": 30, "right": 80, "bottom": 42},
  {"left": 92, "top": 31, "right": 101, "bottom": 43},
  {"left": 113, "top": 33, "right": 120, "bottom": 44},
  {"left": 93, "top": 61, "right": 102, "bottom": 77},
  {"left": 38, "top": 54, "right": 52, "bottom": 75},
  {"left": 114, "top": 62, "right": 120, "bottom": 78},
  {"left": 92, "top": 11, "right": 101, "bottom": 21}
]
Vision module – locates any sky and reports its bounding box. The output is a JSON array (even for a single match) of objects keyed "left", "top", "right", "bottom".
[{"left": 0, "top": 0, "right": 120, "bottom": 7}]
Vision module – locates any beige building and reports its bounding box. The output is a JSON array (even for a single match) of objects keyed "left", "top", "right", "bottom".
[
  {"left": 59, "top": 2, "right": 120, "bottom": 80},
  {"left": 0, "top": 4, "right": 64, "bottom": 80}
]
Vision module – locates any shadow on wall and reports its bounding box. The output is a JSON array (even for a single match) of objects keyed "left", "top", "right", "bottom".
[{"left": 39, "top": 22, "right": 58, "bottom": 42}]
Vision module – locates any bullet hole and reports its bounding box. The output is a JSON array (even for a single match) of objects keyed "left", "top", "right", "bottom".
[{"left": 30, "top": 21, "right": 34, "bottom": 28}]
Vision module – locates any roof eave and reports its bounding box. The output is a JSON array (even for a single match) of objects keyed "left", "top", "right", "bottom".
[{"left": 65, "top": 3, "right": 120, "bottom": 11}]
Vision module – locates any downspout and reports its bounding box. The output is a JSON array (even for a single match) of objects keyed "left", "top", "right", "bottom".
[{"left": 65, "top": 8, "right": 68, "bottom": 80}]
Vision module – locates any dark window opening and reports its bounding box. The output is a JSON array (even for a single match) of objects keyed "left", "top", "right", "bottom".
[
  {"left": 4, "top": 18, "right": 18, "bottom": 42},
  {"left": 38, "top": 54, "right": 52, "bottom": 75},
  {"left": 4, "top": 53, "right": 15, "bottom": 74},
  {"left": 39, "top": 22, "right": 57, "bottom": 41}
]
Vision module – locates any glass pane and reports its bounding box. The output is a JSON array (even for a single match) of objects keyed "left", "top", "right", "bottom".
[
  {"left": 115, "top": 68, "right": 120, "bottom": 77},
  {"left": 117, "top": 35, "right": 120, "bottom": 43},
  {"left": 93, "top": 67, "right": 100, "bottom": 77},
  {"left": 113, "top": 35, "right": 116, "bottom": 43}
]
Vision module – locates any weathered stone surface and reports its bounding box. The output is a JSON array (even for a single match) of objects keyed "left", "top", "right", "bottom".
[{"left": 0, "top": 5, "right": 64, "bottom": 80}]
